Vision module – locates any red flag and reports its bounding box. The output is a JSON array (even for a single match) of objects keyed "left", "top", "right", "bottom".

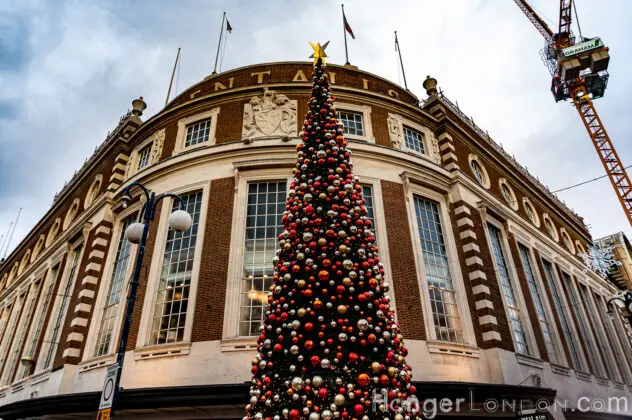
[
  {"left": 343, "top": 12, "right": 355, "bottom": 39},
  {"left": 226, "top": 19, "right": 233, "bottom": 33}
]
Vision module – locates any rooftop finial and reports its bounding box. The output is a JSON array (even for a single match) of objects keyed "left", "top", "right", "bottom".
[
  {"left": 423, "top": 75, "right": 438, "bottom": 97},
  {"left": 132, "top": 96, "right": 147, "bottom": 117}
]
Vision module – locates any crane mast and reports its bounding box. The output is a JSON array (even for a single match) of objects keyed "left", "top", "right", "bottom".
[{"left": 514, "top": 0, "right": 632, "bottom": 228}]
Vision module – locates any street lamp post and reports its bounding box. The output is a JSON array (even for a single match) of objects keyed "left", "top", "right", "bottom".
[
  {"left": 607, "top": 291, "right": 632, "bottom": 327},
  {"left": 105, "top": 181, "right": 192, "bottom": 420}
]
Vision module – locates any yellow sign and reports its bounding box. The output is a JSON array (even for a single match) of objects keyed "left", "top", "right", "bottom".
[{"left": 96, "top": 408, "right": 111, "bottom": 420}]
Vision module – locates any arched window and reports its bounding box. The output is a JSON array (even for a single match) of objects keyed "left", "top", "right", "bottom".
[
  {"left": 64, "top": 198, "right": 81, "bottom": 230},
  {"left": 468, "top": 154, "right": 490, "bottom": 189},
  {"left": 560, "top": 228, "right": 575, "bottom": 254},
  {"left": 542, "top": 213, "right": 558, "bottom": 241},
  {"left": 18, "top": 250, "right": 31, "bottom": 275},
  {"left": 575, "top": 241, "right": 586, "bottom": 255},
  {"left": 522, "top": 198, "right": 540, "bottom": 227},
  {"left": 46, "top": 218, "right": 62, "bottom": 247},
  {"left": 32, "top": 234, "right": 45, "bottom": 262},
  {"left": 7, "top": 263, "right": 19, "bottom": 285},
  {"left": 85, "top": 174, "right": 103, "bottom": 209},
  {"left": 0, "top": 274, "right": 7, "bottom": 292},
  {"left": 498, "top": 178, "right": 518, "bottom": 210}
]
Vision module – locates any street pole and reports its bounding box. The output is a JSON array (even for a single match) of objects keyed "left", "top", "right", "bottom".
[{"left": 98, "top": 182, "right": 191, "bottom": 420}]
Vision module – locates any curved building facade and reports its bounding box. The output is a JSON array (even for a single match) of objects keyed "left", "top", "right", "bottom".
[{"left": 0, "top": 62, "right": 630, "bottom": 419}]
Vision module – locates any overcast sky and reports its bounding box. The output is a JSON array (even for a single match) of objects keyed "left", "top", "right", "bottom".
[{"left": 1, "top": 0, "right": 631, "bottom": 257}]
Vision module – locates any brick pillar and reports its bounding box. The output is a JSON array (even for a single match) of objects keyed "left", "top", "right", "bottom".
[
  {"left": 450, "top": 201, "right": 509, "bottom": 349},
  {"left": 380, "top": 180, "right": 425, "bottom": 341},
  {"left": 107, "top": 153, "right": 129, "bottom": 192},
  {"left": 532, "top": 249, "right": 574, "bottom": 368},
  {"left": 192, "top": 177, "right": 235, "bottom": 342},
  {"left": 506, "top": 233, "right": 548, "bottom": 361},
  {"left": 54, "top": 220, "right": 114, "bottom": 367},
  {"left": 437, "top": 132, "right": 459, "bottom": 173}
]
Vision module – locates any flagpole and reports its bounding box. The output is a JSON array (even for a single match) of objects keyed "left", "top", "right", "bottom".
[
  {"left": 165, "top": 47, "right": 181, "bottom": 106},
  {"left": 394, "top": 31, "right": 409, "bottom": 91},
  {"left": 212, "top": 12, "right": 226, "bottom": 75},
  {"left": 342, "top": 4, "right": 350, "bottom": 65}
]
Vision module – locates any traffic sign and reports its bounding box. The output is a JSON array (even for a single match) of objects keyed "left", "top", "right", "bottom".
[{"left": 98, "top": 364, "right": 119, "bottom": 411}]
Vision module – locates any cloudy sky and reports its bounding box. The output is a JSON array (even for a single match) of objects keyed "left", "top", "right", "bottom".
[{"left": 1, "top": 0, "right": 631, "bottom": 256}]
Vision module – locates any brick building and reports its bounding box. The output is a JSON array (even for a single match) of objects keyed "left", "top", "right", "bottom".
[{"left": 0, "top": 62, "right": 630, "bottom": 419}]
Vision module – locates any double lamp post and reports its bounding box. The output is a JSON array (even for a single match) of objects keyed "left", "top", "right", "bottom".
[{"left": 101, "top": 181, "right": 193, "bottom": 419}]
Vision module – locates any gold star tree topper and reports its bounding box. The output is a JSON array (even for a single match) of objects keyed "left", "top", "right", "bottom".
[{"left": 309, "top": 41, "right": 330, "bottom": 64}]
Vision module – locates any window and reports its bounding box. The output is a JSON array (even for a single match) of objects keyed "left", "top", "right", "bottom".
[
  {"left": 18, "top": 266, "right": 58, "bottom": 380},
  {"left": 94, "top": 218, "right": 134, "bottom": 357},
  {"left": 44, "top": 244, "right": 83, "bottom": 369},
  {"left": 543, "top": 215, "right": 558, "bottom": 241},
  {"left": 18, "top": 250, "right": 31, "bottom": 275},
  {"left": 575, "top": 241, "right": 586, "bottom": 255},
  {"left": 63, "top": 198, "right": 81, "bottom": 230},
  {"left": 562, "top": 272, "right": 603, "bottom": 377},
  {"left": 32, "top": 235, "right": 45, "bottom": 262},
  {"left": 471, "top": 161, "right": 485, "bottom": 185},
  {"left": 85, "top": 175, "right": 103, "bottom": 209},
  {"left": 561, "top": 229, "right": 575, "bottom": 254},
  {"left": 137, "top": 144, "right": 152, "bottom": 170},
  {"left": 518, "top": 245, "right": 558, "bottom": 363},
  {"left": 414, "top": 196, "right": 462, "bottom": 343},
  {"left": 578, "top": 283, "right": 619, "bottom": 381},
  {"left": 541, "top": 260, "right": 583, "bottom": 370},
  {"left": 501, "top": 184, "right": 513, "bottom": 204},
  {"left": 239, "top": 181, "right": 287, "bottom": 337},
  {"left": 487, "top": 224, "right": 529, "bottom": 354},
  {"left": 0, "top": 297, "right": 23, "bottom": 375},
  {"left": 337, "top": 111, "right": 364, "bottom": 136},
  {"left": 150, "top": 192, "right": 202, "bottom": 345},
  {"left": 46, "top": 218, "right": 61, "bottom": 247},
  {"left": 404, "top": 126, "right": 425, "bottom": 154},
  {"left": 2, "top": 281, "right": 40, "bottom": 385},
  {"left": 185, "top": 120, "right": 211, "bottom": 148},
  {"left": 523, "top": 198, "right": 540, "bottom": 227},
  {"left": 362, "top": 185, "right": 376, "bottom": 237},
  {"left": 595, "top": 293, "right": 632, "bottom": 384}
]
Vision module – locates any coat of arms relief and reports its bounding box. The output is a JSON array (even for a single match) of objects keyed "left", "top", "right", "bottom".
[{"left": 242, "top": 88, "right": 297, "bottom": 140}]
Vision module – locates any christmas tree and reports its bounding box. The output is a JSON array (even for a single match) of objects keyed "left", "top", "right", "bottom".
[{"left": 244, "top": 44, "right": 419, "bottom": 420}]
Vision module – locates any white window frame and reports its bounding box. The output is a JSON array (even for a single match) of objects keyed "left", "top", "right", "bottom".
[
  {"left": 560, "top": 270, "right": 607, "bottom": 378},
  {"left": 484, "top": 217, "right": 539, "bottom": 357},
  {"left": 593, "top": 292, "right": 632, "bottom": 384},
  {"left": 136, "top": 182, "right": 209, "bottom": 351},
  {"left": 404, "top": 183, "right": 476, "bottom": 347},
  {"left": 576, "top": 278, "right": 621, "bottom": 382},
  {"left": 468, "top": 154, "right": 491, "bottom": 190},
  {"left": 83, "top": 206, "right": 140, "bottom": 362},
  {"left": 63, "top": 198, "right": 81, "bottom": 231},
  {"left": 16, "top": 262, "right": 57, "bottom": 381},
  {"left": 537, "top": 250, "right": 587, "bottom": 371},
  {"left": 336, "top": 102, "right": 374, "bottom": 143},
  {"left": 84, "top": 174, "right": 103, "bottom": 210},
  {"left": 222, "top": 169, "right": 292, "bottom": 345},
  {"left": 35, "top": 237, "right": 85, "bottom": 373},
  {"left": 515, "top": 240, "right": 565, "bottom": 365},
  {"left": 173, "top": 108, "right": 220, "bottom": 155},
  {"left": 498, "top": 178, "right": 519, "bottom": 211}
]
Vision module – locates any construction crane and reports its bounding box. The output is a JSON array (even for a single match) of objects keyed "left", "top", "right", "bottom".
[{"left": 513, "top": 0, "right": 632, "bottom": 228}]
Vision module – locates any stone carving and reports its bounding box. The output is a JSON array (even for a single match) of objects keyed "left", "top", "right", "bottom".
[
  {"left": 150, "top": 129, "right": 166, "bottom": 163},
  {"left": 387, "top": 113, "right": 403, "bottom": 149},
  {"left": 242, "top": 88, "right": 297, "bottom": 139}
]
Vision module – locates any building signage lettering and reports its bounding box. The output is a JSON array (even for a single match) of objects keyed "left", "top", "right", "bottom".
[{"left": 561, "top": 38, "right": 604, "bottom": 58}]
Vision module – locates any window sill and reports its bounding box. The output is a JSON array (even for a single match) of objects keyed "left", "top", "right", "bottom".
[
  {"left": 427, "top": 341, "right": 480, "bottom": 358},
  {"left": 133, "top": 342, "right": 191, "bottom": 361},
  {"left": 11, "top": 379, "right": 26, "bottom": 393},
  {"left": 575, "top": 371, "right": 592, "bottom": 382},
  {"left": 516, "top": 353, "right": 544, "bottom": 369},
  {"left": 550, "top": 363, "right": 571, "bottom": 376},
  {"left": 78, "top": 353, "right": 116, "bottom": 373},
  {"left": 595, "top": 377, "right": 610, "bottom": 387},
  {"left": 613, "top": 382, "right": 625, "bottom": 390},
  {"left": 221, "top": 337, "right": 258, "bottom": 352}
]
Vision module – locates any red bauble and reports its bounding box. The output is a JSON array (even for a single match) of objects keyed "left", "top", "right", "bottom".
[
  {"left": 318, "top": 387, "right": 328, "bottom": 399},
  {"left": 357, "top": 373, "right": 370, "bottom": 387},
  {"left": 318, "top": 270, "right": 329, "bottom": 281},
  {"left": 289, "top": 409, "right": 301, "bottom": 420},
  {"left": 348, "top": 352, "right": 358, "bottom": 363},
  {"left": 354, "top": 404, "right": 364, "bottom": 415}
]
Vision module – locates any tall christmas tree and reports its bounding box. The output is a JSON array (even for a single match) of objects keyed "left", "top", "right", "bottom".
[{"left": 244, "top": 43, "right": 419, "bottom": 420}]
